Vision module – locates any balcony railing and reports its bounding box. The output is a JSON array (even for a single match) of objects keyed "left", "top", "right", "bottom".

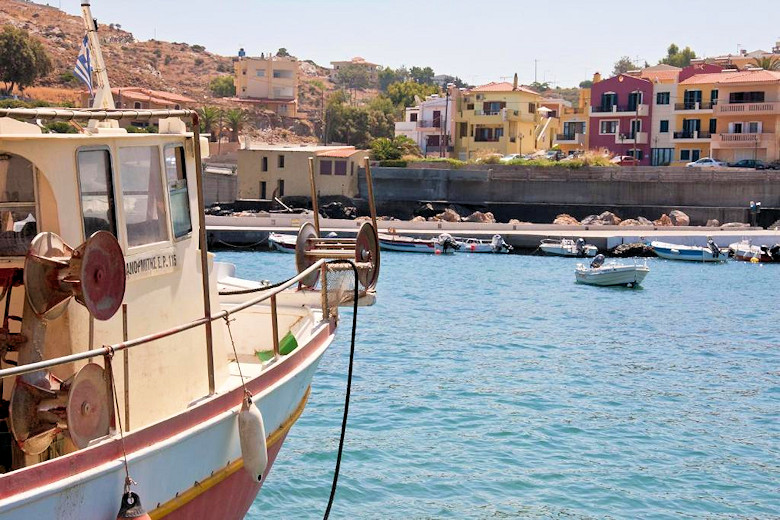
[
  {"left": 716, "top": 132, "right": 765, "bottom": 142},
  {"left": 416, "top": 120, "right": 441, "bottom": 128},
  {"left": 673, "top": 130, "right": 712, "bottom": 139},
  {"left": 590, "top": 104, "right": 649, "bottom": 116},
  {"left": 474, "top": 109, "right": 501, "bottom": 116},
  {"left": 674, "top": 101, "right": 715, "bottom": 111},
  {"left": 715, "top": 101, "right": 779, "bottom": 115},
  {"left": 556, "top": 133, "right": 577, "bottom": 141}
]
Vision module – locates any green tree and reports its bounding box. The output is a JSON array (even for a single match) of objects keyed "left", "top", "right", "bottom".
[
  {"left": 370, "top": 135, "right": 421, "bottom": 160},
  {"left": 209, "top": 75, "right": 236, "bottom": 97},
  {"left": 529, "top": 81, "right": 551, "bottom": 92},
  {"left": 197, "top": 105, "right": 222, "bottom": 142},
  {"left": 224, "top": 108, "right": 247, "bottom": 142},
  {"left": 578, "top": 79, "right": 593, "bottom": 88},
  {"left": 386, "top": 81, "right": 439, "bottom": 108},
  {"left": 612, "top": 56, "right": 636, "bottom": 76},
  {"left": 409, "top": 66, "right": 435, "bottom": 84},
  {"left": 334, "top": 63, "right": 371, "bottom": 90},
  {"left": 378, "top": 66, "right": 407, "bottom": 91},
  {"left": 276, "top": 47, "right": 290, "bottom": 57},
  {"left": 324, "top": 91, "right": 396, "bottom": 148},
  {"left": 659, "top": 43, "right": 697, "bottom": 67},
  {"left": 751, "top": 56, "right": 780, "bottom": 70},
  {"left": 0, "top": 26, "right": 52, "bottom": 95}
]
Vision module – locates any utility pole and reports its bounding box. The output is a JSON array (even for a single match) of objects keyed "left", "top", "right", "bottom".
[{"left": 534, "top": 60, "right": 538, "bottom": 84}]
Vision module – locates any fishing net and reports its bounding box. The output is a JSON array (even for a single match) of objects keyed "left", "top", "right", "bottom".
[{"left": 320, "top": 261, "right": 358, "bottom": 317}]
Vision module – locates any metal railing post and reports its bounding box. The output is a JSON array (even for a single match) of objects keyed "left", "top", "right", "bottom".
[
  {"left": 122, "top": 303, "right": 130, "bottom": 430},
  {"left": 270, "top": 295, "right": 280, "bottom": 358}
]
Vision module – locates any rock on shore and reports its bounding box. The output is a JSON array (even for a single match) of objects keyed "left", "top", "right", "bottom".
[
  {"left": 553, "top": 214, "right": 580, "bottom": 226},
  {"left": 610, "top": 242, "right": 654, "bottom": 257},
  {"left": 669, "top": 210, "right": 690, "bottom": 226},
  {"left": 463, "top": 211, "right": 496, "bottom": 224},
  {"left": 654, "top": 214, "right": 673, "bottom": 226},
  {"left": 581, "top": 211, "right": 622, "bottom": 226}
]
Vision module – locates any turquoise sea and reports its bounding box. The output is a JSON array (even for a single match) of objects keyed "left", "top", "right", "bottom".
[{"left": 216, "top": 251, "right": 779, "bottom": 519}]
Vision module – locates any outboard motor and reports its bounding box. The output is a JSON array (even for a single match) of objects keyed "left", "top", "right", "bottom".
[
  {"left": 590, "top": 254, "right": 606, "bottom": 268},
  {"left": 491, "top": 234, "right": 512, "bottom": 253},
  {"left": 437, "top": 233, "right": 460, "bottom": 253},
  {"left": 707, "top": 238, "right": 721, "bottom": 257},
  {"left": 769, "top": 244, "right": 780, "bottom": 262},
  {"left": 575, "top": 238, "right": 587, "bottom": 257}
]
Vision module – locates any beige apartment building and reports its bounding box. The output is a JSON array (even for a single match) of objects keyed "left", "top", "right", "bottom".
[
  {"left": 330, "top": 57, "right": 381, "bottom": 86},
  {"left": 234, "top": 56, "right": 299, "bottom": 117},
  {"left": 237, "top": 144, "right": 369, "bottom": 200}
]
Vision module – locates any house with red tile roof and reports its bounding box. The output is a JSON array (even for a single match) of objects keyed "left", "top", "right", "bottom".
[{"left": 451, "top": 77, "right": 542, "bottom": 160}]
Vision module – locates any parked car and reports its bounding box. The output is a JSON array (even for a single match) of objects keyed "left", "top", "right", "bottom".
[
  {"left": 499, "top": 154, "right": 523, "bottom": 163},
  {"left": 610, "top": 155, "right": 640, "bottom": 166},
  {"left": 758, "top": 160, "right": 780, "bottom": 170},
  {"left": 727, "top": 159, "right": 766, "bottom": 169},
  {"left": 685, "top": 157, "right": 725, "bottom": 168}
]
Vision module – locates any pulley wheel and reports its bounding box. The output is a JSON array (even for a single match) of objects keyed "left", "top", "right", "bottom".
[
  {"left": 355, "top": 222, "right": 380, "bottom": 290},
  {"left": 79, "top": 231, "right": 126, "bottom": 321},
  {"left": 66, "top": 363, "right": 111, "bottom": 449},
  {"left": 295, "top": 222, "right": 320, "bottom": 289}
]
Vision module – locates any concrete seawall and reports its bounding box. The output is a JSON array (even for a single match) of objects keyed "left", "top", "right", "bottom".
[{"left": 358, "top": 166, "right": 780, "bottom": 225}]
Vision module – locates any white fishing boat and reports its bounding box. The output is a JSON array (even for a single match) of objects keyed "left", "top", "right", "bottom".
[
  {"left": 650, "top": 239, "right": 728, "bottom": 262},
  {"left": 268, "top": 232, "right": 296, "bottom": 253},
  {"left": 728, "top": 239, "right": 779, "bottom": 263},
  {"left": 540, "top": 238, "right": 597, "bottom": 257},
  {"left": 0, "top": 5, "right": 381, "bottom": 518},
  {"left": 455, "top": 235, "right": 513, "bottom": 253},
  {"left": 575, "top": 255, "right": 650, "bottom": 287},
  {"left": 378, "top": 232, "right": 459, "bottom": 254}
]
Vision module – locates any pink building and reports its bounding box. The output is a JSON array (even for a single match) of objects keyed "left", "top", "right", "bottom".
[{"left": 588, "top": 74, "right": 653, "bottom": 165}]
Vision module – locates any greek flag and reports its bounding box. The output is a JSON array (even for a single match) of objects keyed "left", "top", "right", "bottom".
[{"left": 74, "top": 35, "right": 93, "bottom": 94}]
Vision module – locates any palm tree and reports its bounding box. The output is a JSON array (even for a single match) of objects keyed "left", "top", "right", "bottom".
[
  {"left": 197, "top": 106, "right": 222, "bottom": 142},
  {"left": 224, "top": 108, "right": 247, "bottom": 143},
  {"left": 751, "top": 56, "right": 780, "bottom": 71}
]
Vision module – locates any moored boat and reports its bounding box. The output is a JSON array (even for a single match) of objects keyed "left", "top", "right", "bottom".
[
  {"left": 650, "top": 239, "right": 728, "bottom": 262},
  {"left": 540, "top": 238, "right": 597, "bottom": 257},
  {"left": 455, "top": 235, "right": 513, "bottom": 253},
  {"left": 729, "top": 239, "right": 780, "bottom": 263},
  {"left": 575, "top": 255, "right": 650, "bottom": 287},
  {"left": 378, "top": 232, "right": 459, "bottom": 254},
  {"left": 0, "top": 6, "right": 381, "bottom": 517},
  {"left": 268, "top": 232, "right": 296, "bottom": 253}
]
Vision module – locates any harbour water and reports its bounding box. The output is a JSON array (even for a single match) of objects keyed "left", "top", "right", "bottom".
[{"left": 216, "top": 251, "right": 779, "bottom": 519}]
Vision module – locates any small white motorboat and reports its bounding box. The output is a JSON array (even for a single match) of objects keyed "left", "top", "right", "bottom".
[
  {"left": 540, "top": 237, "right": 597, "bottom": 257},
  {"left": 575, "top": 254, "right": 650, "bottom": 287},
  {"left": 729, "top": 239, "right": 779, "bottom": 263},
  {"left": 268, "top": 232, "right": 296, "bottom": 253},
  {"left": 650, "top": 239, "right": 728, "bottom": 262},
  {"left": 455, "top": 234, "right": 513, "bottom": 253},
  {"left": 378, "top": 232, "right": 459, "bottom": 254}
]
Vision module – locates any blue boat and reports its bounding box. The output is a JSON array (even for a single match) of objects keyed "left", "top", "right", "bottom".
[{"left": 650, "top": 240, "right": 728, "bottom": 262}]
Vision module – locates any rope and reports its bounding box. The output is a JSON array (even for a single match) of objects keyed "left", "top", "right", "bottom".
[
  {"left": 323, "top": 259, "right": 359, "bottom": 520},
  {"left": 105, "top": 351, "right": 136, "bottom": 493},
  {"left": 218, "top": 276, "right": 290, "bottom": 296},
  {"left": 213, "top": 237, "right": 269, "bottom": 250},
  {"left": 223, "top": 316, "right": 251, "bottom": 402}
]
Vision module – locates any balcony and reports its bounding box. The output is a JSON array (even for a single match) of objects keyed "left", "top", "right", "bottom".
[
  {"left": 672, "top": 130, "right": 712, "bottom": 141},
  {"left": 416, "top": 120, "right": 441, "bottom": 130},
  {"left": 614, "top": 131, "right": 648, "bottom": 145},
  {"left": 554, "top": 133, "right": 585, "bottom": 145},
  {"left": 590, "top": 104, "right": 649, "bottom": 117},
  {"left": 711, "top": 132, "right": 774, "bottom": 148},
  {"left": 715, "top": 101, "right": 779, "bottom": 116},
  {"left": 474, "top": 109, "right": 502, "bottom": 116},
  {"left": 674, "top": 101, "right": 714, "bottom": 112}
]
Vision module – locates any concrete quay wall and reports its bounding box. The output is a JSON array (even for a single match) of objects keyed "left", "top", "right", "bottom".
[{"left": 358, "top": 166, "right": 780, "bottom": 223}]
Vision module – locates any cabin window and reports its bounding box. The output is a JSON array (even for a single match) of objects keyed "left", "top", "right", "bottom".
[
  {"left": 164, "top": 146, "right": 192, "bottom": 239},
  {"left": 320, "top": 160, "right": 332, "bottom": 175},
  {"left": 77, "top": 149, "right": 117, "bottom": 239},
  {"left": 0, "top": 153, "right": 38, "bottom": 256},
  {"left": 119, "top": 146, "right": 168, "bottom": 247}
]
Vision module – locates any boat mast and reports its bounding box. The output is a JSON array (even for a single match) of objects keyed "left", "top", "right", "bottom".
[{"left": 80, "top": 1, "right": 117, "bottom": 127}]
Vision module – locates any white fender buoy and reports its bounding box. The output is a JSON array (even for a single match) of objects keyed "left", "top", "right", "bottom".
[{"left": 238, "top": 394, "right": 268, "bottom": 482}]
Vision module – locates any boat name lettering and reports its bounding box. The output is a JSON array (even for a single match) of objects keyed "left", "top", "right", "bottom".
[{"left": 124, "top": 249, "right": 178, "bottom": 280}]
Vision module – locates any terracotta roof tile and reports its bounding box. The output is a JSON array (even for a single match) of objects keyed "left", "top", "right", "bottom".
[
  {"left": 679, "top": 70, "right": 780, "bottom": 85},
  {"left": 316, "top": 148, "right": 362, "bottom": 158},
  {"left": 640, "top": 69, "right": 679, "bottom": 82},
  {"left": 469, "top": 82, "right": 538, "bottom": 95}
]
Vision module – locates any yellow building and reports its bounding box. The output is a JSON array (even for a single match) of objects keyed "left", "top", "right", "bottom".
[
  {"left": 330, "top": 57, "right": 381, "bottom": 86},
  {"left": 553, "top": 88, "right": 591, "bottom": 154},
  {"left": 236, "top": 144, "right": 368, "bottom": 200},
  {"left": 233, "top": 56, "right": 299, "bottom": 117},
  {"left": 690, "top": 41, "right": 780, "bottom": 71},
  {"left": 671, "top": 76, "right": 719, "bottom": 165},
  {"left": 452, "top": 80, "right": 541, "bottom": 160},
  {"left": 708, "top": 70, "right": 780, "bottom": 163}
]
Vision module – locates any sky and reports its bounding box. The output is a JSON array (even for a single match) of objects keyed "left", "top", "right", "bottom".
[{"left": 52, "top": 0, "right": 780, "bottom": 88}]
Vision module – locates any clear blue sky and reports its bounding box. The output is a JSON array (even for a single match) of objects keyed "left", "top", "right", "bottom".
[{"left": 53, "top": 0, "right": 780, "bottom": 88}]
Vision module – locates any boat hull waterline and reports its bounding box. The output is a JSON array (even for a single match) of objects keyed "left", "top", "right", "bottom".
[{"left": 650, "top": 241, "right": 728, "bottom": 262}]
